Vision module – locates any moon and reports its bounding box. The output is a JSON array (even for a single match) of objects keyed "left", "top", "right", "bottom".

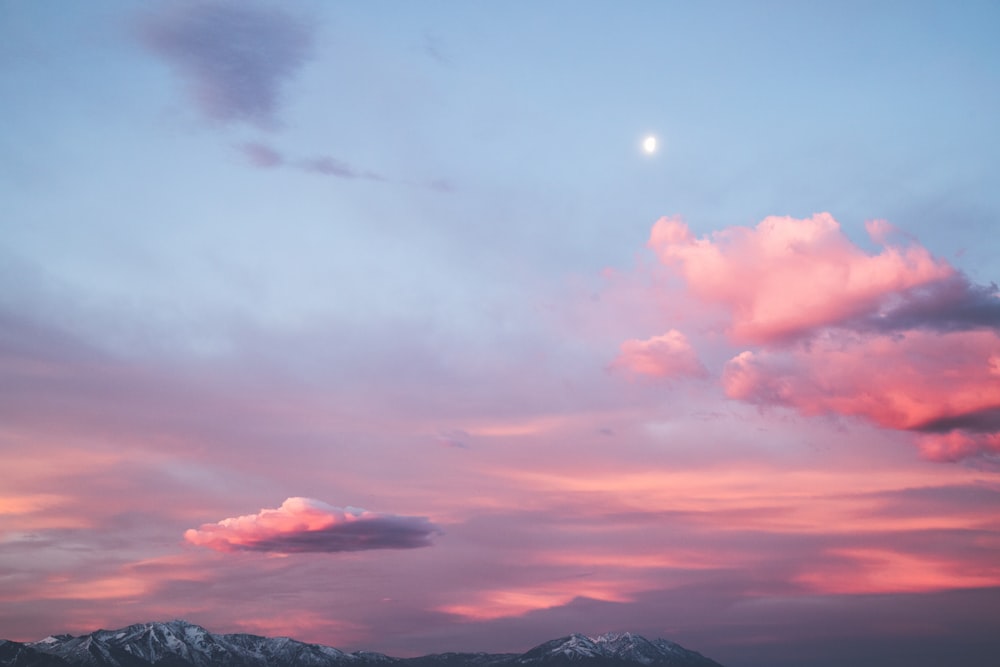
[{"left": 642, "top": 135, "right": 657, "bottom": 154}]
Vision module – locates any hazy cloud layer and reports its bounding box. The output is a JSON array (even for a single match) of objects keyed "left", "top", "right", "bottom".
[
  {"left": 184, "top": 498, "right": 439, "bottom": 553},
  {"left": 138, "top": 1, "right": 313, "bottom": 126},
  {"left": 297, "top": 156, "right": 384, "bottom": 181}
]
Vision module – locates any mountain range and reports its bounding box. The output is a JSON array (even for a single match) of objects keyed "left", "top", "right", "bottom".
[{"left": 0, "top": 621, "right": 724, "bottom": 667}]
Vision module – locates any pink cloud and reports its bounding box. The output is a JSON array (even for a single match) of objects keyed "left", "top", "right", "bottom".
[
  {"left": 184, "top": 498, "right": 440, "bottom": 554},
  {"left": 612, "top": 330, "right": 707, "bottom": 379},
  {"left": 295, "top": 156, "right": 384, "bottom": 181},
  {"left": 795, "top": 547, "right": 1000, "bottom": 595},
  {"left": 917, "top": 431, "right": 1000, "bottom": 463},
  {"left": 137, "top": 1, "right": 313, "bottom": 127},
  {"left": 722, "top": 329, "right": 1000, "bottom": 459},
  {"left": 624, "top": 213, "right": 1000, "bottom": 462},
  {"left": 646, "top": 213, "right": 955, "bottom": 343}
]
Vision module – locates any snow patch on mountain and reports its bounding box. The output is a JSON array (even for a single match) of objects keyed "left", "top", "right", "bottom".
[{"left": 12, "top": 621, "right": 723, "bottom": 667}]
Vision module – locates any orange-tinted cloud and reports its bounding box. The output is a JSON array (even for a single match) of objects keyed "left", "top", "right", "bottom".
[
  {"left": 184, "top": 497, "right": 440, "bottom": 554},
  {"left": 612, "top": 330, "right": 707, "bottom": 379}
]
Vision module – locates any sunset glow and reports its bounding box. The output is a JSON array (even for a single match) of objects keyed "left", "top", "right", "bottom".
[{"left": 2, "top": 3, "right": 999, "bottom": 667}]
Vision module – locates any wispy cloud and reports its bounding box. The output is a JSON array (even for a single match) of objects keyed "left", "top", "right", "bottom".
[
  {"left": 235, "top": 143, "right": 386, "bottom": 181},
  {"left": 184, "top": 498, "right": 440, "bottom": 554},
  {"left": 137, "top": 1, "right": 313, "bottom": 127},
  {"left": 238, "top": 142, "right": 284, "bottom": 168},
  {"left": 436, "top": 429, "right": 471, "bottom": 449},
  {"left": 297, "top": 156, "right": 384, "bottom": 181}
]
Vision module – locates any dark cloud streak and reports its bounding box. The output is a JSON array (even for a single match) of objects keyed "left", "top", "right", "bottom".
[
  {"left": 242, "top": 516, "right": 439, "bottom": 553},
  {"left": 235, "top": 144, "right": 385, "bottom": 181},
  {"left": 298, "top": 156, "right": 385, "bottom": 181},
  {"left": 913, "top": 407, "right": 1000, "bottom": 434},
  {"left": 861, "top": 275, "right": 1000, "bottom": 334},
  {"left": 184, "top": 498, "right": 440, "bottom": 554}
]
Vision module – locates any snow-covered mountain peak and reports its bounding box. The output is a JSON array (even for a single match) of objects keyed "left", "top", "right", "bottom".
[
  {"left": 515, "top": 632, "right": 722, "bottom": 667},
  {"left": 33, "top": 636, "right": 63, "bottom": 645},
  {"left": 516, "top": 634, "right": 604, "bottom": 662},
  {"left": 14, "top": 623, "right": 723, "bottom": 667},
  {"left": 589, "top": 633, "right": 666, "bottom": 664}
]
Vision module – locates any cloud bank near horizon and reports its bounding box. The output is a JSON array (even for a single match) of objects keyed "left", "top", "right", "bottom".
[{"left": 184, "top": 498, "right": 440, "bottom": 554}]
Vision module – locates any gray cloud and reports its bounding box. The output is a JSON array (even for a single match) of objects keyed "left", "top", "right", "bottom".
[
  {"left": 862, "top": 275, "right": 1000, "bottom": 334},
  {"left": 235, "top": 143, "right": 386, "bottom": 181},
  {"left": 242, "top": 515, "right": 439, "bottom": 553},
  {"left": 913, "top": 406, "right": 1000, "bottom": 435},
  {"left": 138, "top": 1, "right": 313, "bottom": 127}
]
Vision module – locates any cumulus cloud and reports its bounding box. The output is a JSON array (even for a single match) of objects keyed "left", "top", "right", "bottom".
[
  {"left": 646, "top": 213, "right": 955, "bottom": 344},
  {"left": 629, "top": 213, "right": 1000, "bottom": 462},
  {"left": 138, "top": 1, "right": 313, "bottom": 127},
  {"left": 720, "top": 328, "right": 1000, "bottom": 462},
  {"left": 184, "top": 498, "right": 440, "bottom": 553},
  {"left": 613, "top": 330, "right": 707, "bottom": 379}
]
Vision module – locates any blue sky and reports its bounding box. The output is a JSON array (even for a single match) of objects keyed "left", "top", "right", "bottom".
[
  {"left": 6, "top": 0, "right": 997, "bottom": 343},
  {"left": 2, "top": 3, "right": 1000, "bottom": 667}
]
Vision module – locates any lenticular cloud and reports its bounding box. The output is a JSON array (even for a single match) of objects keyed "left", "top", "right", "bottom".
[
  {"left": 184, "top": 498, "right": 439, "bottom": 553},
  {"left": 624, "top": 213, "right": 1000, "bottom": 462}
]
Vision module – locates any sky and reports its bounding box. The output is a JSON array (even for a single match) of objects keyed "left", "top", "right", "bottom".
[{"left": 2, "top": 2, "right": 1000, "bottom": 666}]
